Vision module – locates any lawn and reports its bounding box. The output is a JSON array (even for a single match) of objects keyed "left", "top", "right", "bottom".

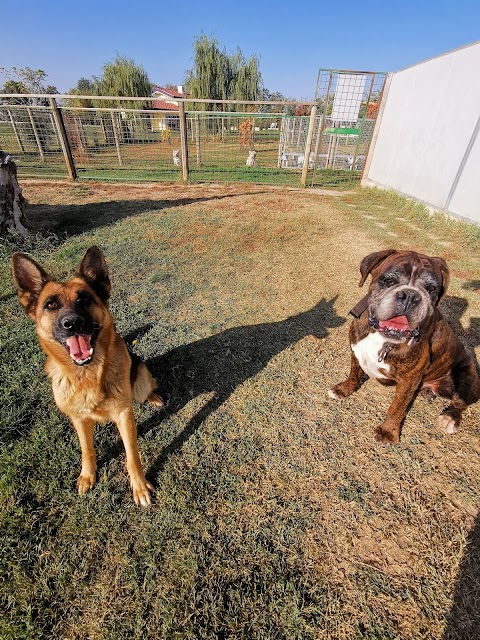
[
  {"left": 1, "top": 181, "right": 480, "bottom": 639},
  {"left": 4, "top": 119, "right": 359, "bottom": 188}
]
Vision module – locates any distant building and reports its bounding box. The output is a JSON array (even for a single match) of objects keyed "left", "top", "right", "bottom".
[{"left": 150, "top": 85, "right": 184, "bottom": 131}]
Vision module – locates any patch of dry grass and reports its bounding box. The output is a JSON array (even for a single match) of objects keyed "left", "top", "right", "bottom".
[{"left": 1, "top": 181, "right": 479, "bottom": 639}]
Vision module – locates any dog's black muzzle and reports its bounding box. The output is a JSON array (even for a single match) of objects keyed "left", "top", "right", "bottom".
[
  {"left": 53, "top": 310, "right": 101, "bottom": 365},
  {"left": 54, "top": 310, "right": 95, "bottom": 341}
]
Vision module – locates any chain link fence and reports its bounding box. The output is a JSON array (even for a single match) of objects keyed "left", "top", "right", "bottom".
[{"left": 0, "top": 72, "right": 386, "bottom": 188}]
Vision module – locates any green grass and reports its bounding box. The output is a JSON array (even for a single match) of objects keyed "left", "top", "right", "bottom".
[
  {"left": 7, "top": 129, "right": 358, "bottom": 188},
  {"left": 1, "top": 183, "right": 480, "bottom": 638},
  {"left": 66, "top": 165, "right": 357, "bottom": 188}
]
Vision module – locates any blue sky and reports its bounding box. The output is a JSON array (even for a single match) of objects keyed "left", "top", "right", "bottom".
[{"left": 3, "top": 0, "right": 479, "bottom": 98}]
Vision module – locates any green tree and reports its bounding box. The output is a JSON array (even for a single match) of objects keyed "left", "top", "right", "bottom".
[
  {"left": 258, "top": 88, "right": 296, "bottom": 115},
  {"left": 185, "top": 35, "right": 262, "bottom": 111},
  {"left": 67, "top": 77, "right": 96, "bottom": 108},
  {"left": 0, "top": 67, "right": 58, "bottom": 104},
  {"left": 229, "top": 50, "right": 261, "bottom": 111},
  {"left": 93, "top": 55, "right": 151, "bottom": 108},
  {"left": 0, "top": 80, "right": 28, "bottom": 104}
]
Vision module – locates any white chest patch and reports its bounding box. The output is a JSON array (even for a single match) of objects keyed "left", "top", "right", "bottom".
[{"left": 352, "top": 332, "right": 391, "bottom": 380}]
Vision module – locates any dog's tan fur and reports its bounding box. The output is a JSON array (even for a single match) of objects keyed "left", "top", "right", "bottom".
[{"left": 12, "top": 246, "right": 162, "bottom": 506}]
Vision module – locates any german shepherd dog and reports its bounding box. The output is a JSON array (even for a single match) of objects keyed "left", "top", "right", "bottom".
[{"left": 12, "top": 246, "right": 163, "bottom": 506}]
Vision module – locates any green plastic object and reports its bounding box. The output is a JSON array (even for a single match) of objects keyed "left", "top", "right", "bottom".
[{"left": 324, "top": 127, "right": 360, "bottom": 135}]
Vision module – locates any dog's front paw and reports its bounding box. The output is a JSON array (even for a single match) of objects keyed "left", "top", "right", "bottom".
[
  {"left": 328, "top": 381, "right": 354, "bottom": 400},
  {"left": 131, "top": 478, "right": 154, "bottom": 507},
  {"left": 374, "top": 424, "right": 400, "bottom": 445},
  {"left": 439, "top": 407, "right": 462, "bottom": 434},
  {"left": 148, "top": 392, "right": 164, "bottom": 408},
  {"left": 77, "top": 472, "right": 96, "bottom": 495},
  {"left": 438, "top": 413, "right": 458, "bottom": 434},
  {"left": 420, "top": 387, "right": 437, "bottom": 402}
]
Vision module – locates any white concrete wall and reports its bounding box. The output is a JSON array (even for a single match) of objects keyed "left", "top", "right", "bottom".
[{"left": 363, "top": 41, "right": 480, "bottom": 224}]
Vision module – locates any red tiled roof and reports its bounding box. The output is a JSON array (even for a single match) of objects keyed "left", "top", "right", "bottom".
[
  {"left": 151, "top": 100, "right": 179, "bottom": 111},
  {"left": 151, "top": 85, "right": 183, "bottom": 98}
]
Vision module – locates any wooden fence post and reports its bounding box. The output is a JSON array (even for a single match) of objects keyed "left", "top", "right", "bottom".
[
  {"left": 301, "top": 104, "right": 317, "bottom": 187},
  {"left": 178, "top": 101, "right": 189, "bottom": 182},
  {"left": 49, "top": 98, "right": 77, "bottom": 180}
]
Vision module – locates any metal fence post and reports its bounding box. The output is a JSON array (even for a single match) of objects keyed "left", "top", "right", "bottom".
[
  {"left": 310, "top": 70, "right": 333, "bottom": 186},
  {"left": 27, "top": 108, "right": 45, "bottom": 162},
  {"left": 195, "top": 114, "right": 202, "bottom": 166},
  {"left": 349, "top": 73, "right": 376, "bottom": 184},
  {"left": 178, "top": 101, "right": 189, "bottom": 181},
  {"left": 49, "top": 98, "right": 77, "bottom": 180},
  {"left": 110, "top": 112, "right": 123, "bottom": 167},
  {"left": 361, "top": 73, "right": 391, "bottom": 185},
  {"left": 301, "top": 104, "right": 317, "bottom": 187}
]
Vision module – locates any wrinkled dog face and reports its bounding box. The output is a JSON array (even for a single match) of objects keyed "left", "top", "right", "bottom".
[{"left": 362, "top": 251, "right": 449, "bottom": 341}]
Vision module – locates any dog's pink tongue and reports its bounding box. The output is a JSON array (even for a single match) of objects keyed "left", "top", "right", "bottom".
[
  {"left": 66, "top": 335, "right": 92, "bottom": 361},
  {"left": 379, "top": 315, "right": 410, "bottom": 330}
]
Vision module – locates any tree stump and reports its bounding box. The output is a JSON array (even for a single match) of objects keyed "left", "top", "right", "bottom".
[{"left": 0, "top": 151, "right": 30, "bottom": 236}]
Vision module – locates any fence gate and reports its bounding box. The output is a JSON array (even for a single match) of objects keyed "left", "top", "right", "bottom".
[{"left": 301, "top": 69, "right": 387, "bottom": 188}]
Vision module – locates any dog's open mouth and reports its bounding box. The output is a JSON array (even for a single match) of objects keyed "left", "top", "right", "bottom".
[
  {"left": 378, "top": 315, "right": 412, "bottom": 339},
  {"left": 62, "top": 324, "right": 100, "bottom": 366},
  {"left": 66, "top": 335, "right": 94, "bottom": 366},
  {"left": 379, "top": 315, "right": 410, "bottom": 331}
]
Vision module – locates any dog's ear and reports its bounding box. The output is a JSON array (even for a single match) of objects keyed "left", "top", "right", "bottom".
[
  {"left": 359, "top": 249, "right": 397, "bottom": 287},
  {"left": 12, "top": 253, "right": 52, "bottom": 320},
  {"left": 430, "top": 256, "right": 450, "bottom": 302},
  {"left": 77, "top": 246, "right": 111, "bottom": 303}
]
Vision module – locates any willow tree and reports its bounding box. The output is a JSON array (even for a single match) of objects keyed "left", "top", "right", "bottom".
[
  {"left": 185, "top": 36, "right": 262, "bottom": 111},
  {"left": 92, "top": 55, "right": 152, "bottom": 143},
  {"left": 93, "top": 55, "right": 151, "bottom": 109},
  {"left": 229, "top": 53, "right": 262, "bottom": 112}
]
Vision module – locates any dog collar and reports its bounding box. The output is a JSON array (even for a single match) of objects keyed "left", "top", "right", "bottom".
[{"left": 349, "top": 293, "right": 370, "bottom": 319}]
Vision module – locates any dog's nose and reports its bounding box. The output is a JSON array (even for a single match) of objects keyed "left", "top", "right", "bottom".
[
  {"left": 61, "top": 315, "right": 85, "bottom": 332},
  {"left": 396, "top": 289, "right": 422, "bottom": 308}
]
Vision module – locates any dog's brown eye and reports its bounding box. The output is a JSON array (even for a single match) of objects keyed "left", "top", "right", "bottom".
[
  {"left": 381, "top": 277, "right": 398, "bottom": 288},
  {"left": 45, "top": 300, "right": 58, "bottom": 310}
]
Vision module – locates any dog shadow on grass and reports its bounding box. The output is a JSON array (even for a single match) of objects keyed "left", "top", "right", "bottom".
[
  {"left": 441, "top": 295, "right": 480, "bottom": 639},
  {"left": 444, "top": 513, "right": 480, "bottom": 639},
  {"left": 130, "top": 298, "right": 344, "bottom": 483},
  {"left": 440, "top": 296, "right": 480, "bottom": 374},
  {"left": 462, "top": 280, "right": 480, "bottom": 292}
]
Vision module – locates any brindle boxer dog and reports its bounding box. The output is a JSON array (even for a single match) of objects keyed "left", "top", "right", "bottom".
[
  {"left": 329, "top": 249, "right": 480, "bottom": 444},
  {"left": 12, "top": 246, "right": 163, "bottom": 505}
]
